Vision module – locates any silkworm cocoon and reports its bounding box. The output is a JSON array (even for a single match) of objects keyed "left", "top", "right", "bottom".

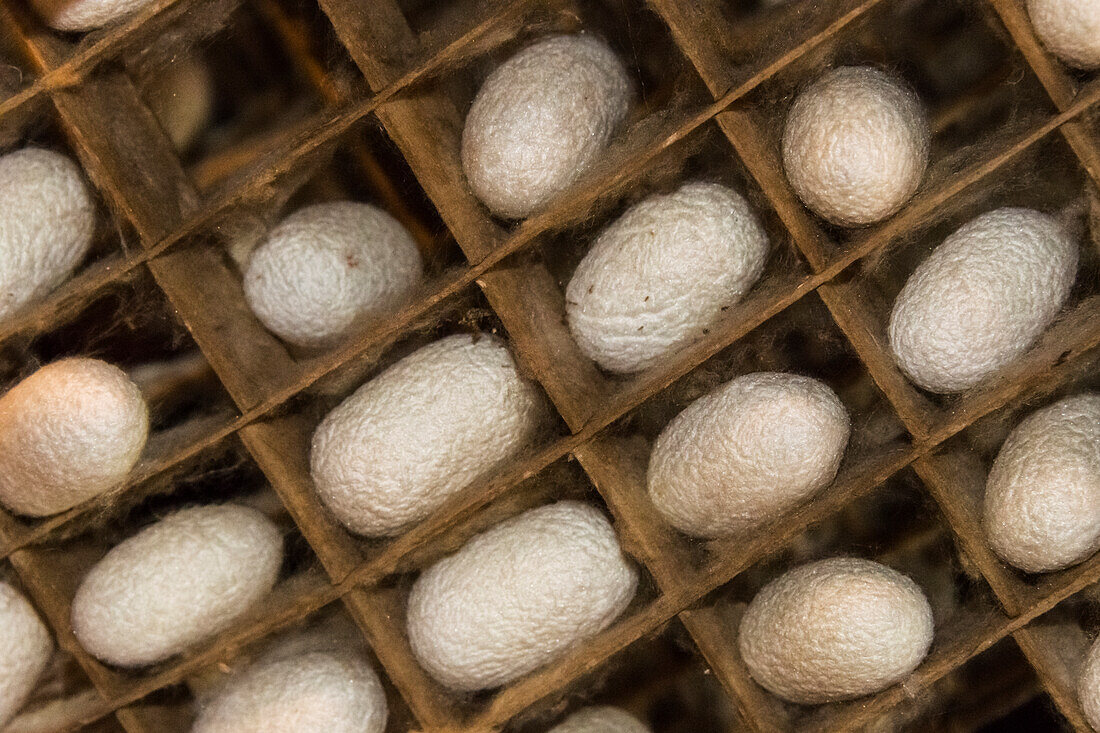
[
  {"left": 739, "top": 558, "right": 934, "bottom": 704},
  {"left": 1028, "top": 0, "right": 1100, "bottom": 68},
  {"left": 566, "top": 182, "right": 769, "bottom": 374},
  {"left": 888, "top": 208, "right": 1077, "bottom": 393},
  {"left": 244, "top": 202, "right": 423, "bottom": 349},
  {"left": 0, "top": 583, "right": 52, "bottom": 727},
  {"left": 72, "top": 504, "right": 283, "bottom": 667},
  {"left": 0, "top": 148, "right": 94, "bottom": 323},
  {"left": 982, "top": 393, "right": 1100, "bottom": 573},
  {"left": 30, "top": 0, "right": 154, "bottom": 31},
  {"left": 407, "top": 501, "right": 637, "bottom": 691},
  {"left": 648, "top": 372, "right": 850, "bottom": 538},
  {"left": 0, "top": 358, "right": 149, "bottom": 517},
  {"left": 311, "top": 333, "right": 544, "bottom": 536},
  {"left": 1079, "top": 636, "right": 1100, "bottom": 731},
  {"left": 550, "top": 706, "right": 651, "bottom": 733},
  {"left": 782, "top": 66, "right": 929, "bottom": 226},
  {"left": 461, "top": 34, "right": 631, "bottom": 219},
  {"left": 146, "top": 56, "right": 214, "bottom": 151},
  {"left": 192, "top": 649, "right": 387, "bottom": 733}
]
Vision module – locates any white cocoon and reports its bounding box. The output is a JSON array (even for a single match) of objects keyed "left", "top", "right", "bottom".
[
  {"left": 0, "top": 358, "right": 149, "bottom": 517},
  {"left": 146, "top": 55, "right": 215, "bottom": 151},
  {"left": 0, "top": 583, "right": 52, "bottom": 727},
  {"left": 461, "top": 34, "right": 631, "bottom": 219},
  {"left": 72, "top": 504, "right": 283, "bottom": 667},
  {"left": 888, "top": 207, "right": 1078, "bottom": 393},
  {"left": 739, "top": 557, "right": 934, "bottom": 704},
  {"left": 983, "top": 393, "right": 1100, "bottom": 573},
  {"left": 1028, "top": 0, "right": 1100, "bottom": 68},
  {"left": 566, "top": 182, "right": 769, "bottom": 374},
  {"left": 244, "top": 202, "right": 423, "bottom": 349},
  {"left": 550, "top": 706, "right": 651, "bottom": 733},
  {"left": 1079, "top": 635, "right": 1100, "bottom": 731},
  {"left": 782, "top": 66, "right": 929, "bottom": 226},
  {"left": 0, "top": 148, "right": 94, "bottom": 323},
  {"left": 192, "top": 649, "right": 387, "bottom": 733},
  {"left": 310, "top": 333, "right": 544, "bottom": 537},
  {"left": 407, "top": 501, "right": 637, "bottom": 691},
  {"left": 648, "top": 372, "right": 850, "bottom": 538},
  {"left": 30, "top": 0, "right": 155, "bottom": 31}
]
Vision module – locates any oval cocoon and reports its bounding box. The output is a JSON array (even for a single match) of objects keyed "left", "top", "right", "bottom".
[
  {"left": 550, "top": 707, "right": 651, "bottom": 733},
  {"left": 0, "top": 358, "right": 149, "bottom": 517},
  {"left": 983, "top": 393, "right": 1100, "bottom": 573},
  {"left": 739, "top": 558, "right": 933, "bottom": 704},
  {"left": 0, "top": 583, "right": 52, "bottom": 727},
  {"left": 72, "top": 504, "right": 283, "bottom": 667},
  {"left": 407, "top": 501, "right": 637, "bottom": 691},
  {"left": 30, "top": 0, "right": 155, "bottom": 31},
  {"left": 566, "top": 182, "right": 769, "bottom": 374},
  {"left": 146, "top": 56, "right": 214, "bottom": 151},
  {"left": 888, "top": 208, "right": 1077, "bottom": 393},
  {"left": 310, "top": 333, "right": 544, "bottom": 537},
  {"left": 648, "top": 372, "right": 850, "bottom": 538},
  {"left": 782, "top": 66, "right": 929, "bottom": 225},
  {"left": 1078, "top": 636, "right": 1100, "bottom": 731},
  {"left": 192, "top": 650, "right": 387, "bottom": 733},
  {"left": 244, "top": 202, "right": 423, "bottom": 349},
  {"left": 461, "top": 34, "right": 631, "bottom": 219},
  {"left": 0, "top": 148, "right": 94, "bottom": 323},
  {"left": 1028, "top": 0, "right": 1100, "bottom": 68}
]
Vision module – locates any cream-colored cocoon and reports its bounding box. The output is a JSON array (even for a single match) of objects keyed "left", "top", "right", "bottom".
[
  {"left": 550, "top": 706, "right": 651, "bottom": 733},
  {"left": 0, "top": 583, "right": 52, "bottom": 727},
  {"left": 311, "top": 333, "right": 544, "bottom": 536},
  {"left": 648, "top": 372, "right": 850, "bottom": 539},
  {"left": 244, "top": 202, "right": 423, "bottom": 349},
  {"left": 983, "top": 393, "right": 1100, "bottom": 573},
  {"left": 30, "top": 0, "right": 155, "bottom": 31},
  {"left": 782, "top": 66, "right": 929, "bottom": 226},
  {"left": 461, "top": 34, "right": 631, "bottom": 219},
  {"left": 0, "top": 358, "right": 149, "bottom": 517},
  {"left": 566, "top": 182, "right": 769, "bottom": 374},
  {"left": 407, "top": 501, "right": 637, "bottom": 691},
  {"left": 192, "top": 648, "right": 387, "bottom": 733},
  {"left": 147, "top": 56, "right": 215, "bottom": 151},
  {"left": 888, "top": 207, "right": 1077, "bottom": 393},
  {"left": 739, "top": 557, "right": 934, "bottom": 704},
  {"left": 1079, "top": 635, "right": 1100, "bottom": 731},
  {"left": 0, "top": 148, "right": 94, "bottom": 323},
  {"left": 72, "top": 504, "right": 283, "bottom": 667},
  {"left": 1028, "top": 0, "right": 1100, "bottom": 68}
]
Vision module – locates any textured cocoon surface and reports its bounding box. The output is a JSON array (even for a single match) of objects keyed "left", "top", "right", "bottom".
[
  {"left": 147, "top": 56, "right": 214, "bottom": 151},
  {"left": 72, "top": 504, "right": 283, "bottom": 667},
  {"left": 1079, "top": 635, "right": 1100, "bottom": 731},
  {"left": 192, "top": 649, "right": 387, "bottom": 733},
  {"left": 888, "top": 208, "right": 1077, "bottom": 393},
  {"left": 782, "top": 66, "right": 929, "bottom": 226},
  {"left": 1028, "top": 0, "right": 1100, "bottom": 68},
  {"left": 0, "top": 148, "right": 94, "bottom": 323},
  {"left": 311, "top": 333, "right": 544, "bottom": 536},
  {"left": 983, "top": 393, "right": 1100, "bottom": 573},
  {"left": 407, "top": 501, "right": 637, "bottom": 691},
  {"left": 461, "top": 34, "right": 631, "bottom": 219},
  {"left": 244, "top": 202, "right": 423, "bottom": 349},
  {"left": 0, "top": 358, "right": 149, "bottom": 517},
  {"left": 549, "top": 706, "right": 651, "bottom": 733},
  {"left": 566, "top": 182, "right": 769, "bottom": 373},
  {"left": 0, "top": 583, "right": 52, "bottom": 727},
  {"left": 739, "top": 557, "right": 934, "bottom": 704},
  {"left": 30, "top": 0, "right": 154, "bottom": 31},
  {"left": 648, "top": 372, "right": 850, "bottom": 538}
]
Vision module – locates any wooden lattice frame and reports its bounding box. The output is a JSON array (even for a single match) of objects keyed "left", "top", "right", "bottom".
[{"left": 0, "top": 0, "right": 1098, "bottom": 730}]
